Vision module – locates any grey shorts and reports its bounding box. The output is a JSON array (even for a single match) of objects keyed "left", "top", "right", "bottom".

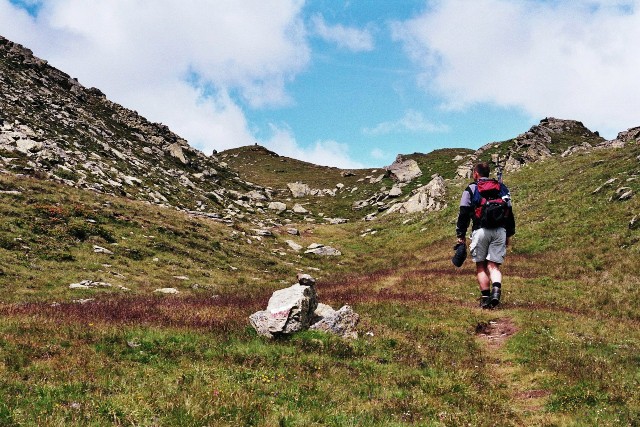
[{"left": 470, "top": 228, "right": 507, "bottom": 264}]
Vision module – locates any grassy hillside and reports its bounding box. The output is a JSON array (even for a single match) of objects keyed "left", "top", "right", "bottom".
[
  {"left": 1, "top": 142, "right": 639, "bottom": 426},
  {"left": 220, "top": 145, "right": 473, "bottom": 220}
]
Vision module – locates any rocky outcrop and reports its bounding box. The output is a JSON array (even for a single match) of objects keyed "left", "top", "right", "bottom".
[
  {"left": 456, "top": 161, "right": 474, "bottom": 179},
  {"left": 249, "top": 274, "right": 359, "bottom": 339},
  {"left": 249, "top": 276, "right": 319, "bottom": 338},
  {"left": 598, "top": 126, "right": 640, "bottom": 149},
  {"left": 287, "top": 182, "right": 311, "bottom": 198},
  {"left": 385, "top": 155, "right": 422, "bottom": 183},
  {"left": 472, "top": 118, "right": 605, "bottom": 173},
  {"left": 561, "top": 142, "right": 593, "bottom": 157},
  {"left": 384, "top": 175, "right": 447, "bottom": 215}
]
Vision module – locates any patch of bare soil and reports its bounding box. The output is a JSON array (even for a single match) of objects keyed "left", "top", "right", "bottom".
[
  {"left": 475, "top": 318, "right": 552, "bottom": 414},
  {"left": 475, "top": 317, "right": 518, "bottom": 349}
]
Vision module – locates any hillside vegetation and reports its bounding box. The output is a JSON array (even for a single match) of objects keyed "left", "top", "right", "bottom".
[
  {"left": 220, "top": 145, "right": 473, "bottom": 219},
  {"left": 1, "top": 32, "right": 639, "bottom": 427},
  {"left": 1, "top": 141, "right": 638, "bottom": 426}
]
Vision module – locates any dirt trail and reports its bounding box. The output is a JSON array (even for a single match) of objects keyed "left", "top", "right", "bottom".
[
  {"left": 475, "top": 317, "right": 518, "bottom": 350},
  {"left": 475, "top": 317, "right": 552, "bottom": 419}
]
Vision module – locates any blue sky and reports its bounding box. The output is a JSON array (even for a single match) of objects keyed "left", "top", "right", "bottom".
[{"left": 1, "top": 1, "right": 639, "bottom": 168}]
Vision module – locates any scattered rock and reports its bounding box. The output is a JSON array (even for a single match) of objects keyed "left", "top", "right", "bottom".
[
  {"left": 285, "top": 240, "right": 303, "bottom": 252},
  {"left": 310, "top": 304, "right": 359, "bottom": 339},
  {"left": 598, "top": 126, "right": 640, "bottom": 149},
  {"left": 592, "top": 178, "right": 617, "bottom": 194},
  {"left": 268, "top": 202, "right": 287, "bottom": 213},
  {"left": 385, "top": 155, "right": 422, "bottom": 183},
  {"left": 250, "top": 275, "right": 359, "bottom": 339},
  {"left": 249, "top": 281, "right": 318, "bottom": 338},
  {"left": 296, "top": 273, "right": 316, "bottom": 287},
  {"left": 166, "top": 142, "right": 188, "bottom": 164},
  {"left": 252, "top": 229, "right": 274, "bottom": 237},
  {"left": 287, "top": 182, "right": 311, "bottom": 198},
  {"left": 154, "top": 287, "right": 179, "bottom": 294},
  {"left": 612, "top": 187, "right": 633, "bottom": 201},
  {"left": 15, "top": 138, "right": 43, "bottom": 154},
  {"left": 561, "top": 142, "right": 592, "bottom": 157},
  {"left": 292, "top": 204, "right": 308, "bottom": 214},
  {"left": 172, "top": 276, "right": 189, "bottom": 280},
  {"left": 93, "top": 245, "right": 113, "bottom": 255},
  {"left": 305, "top": 245, "right": 342, "bottom": 256},
  {"left": 127, "top": 339, "right": 141, "bottom": 348},
  {"left": 456, "top": 160, "right": 474, "bottom": 179},
  {"left": 69, "top": 280, "right": 115, "bottom": 289},
  {"left": 364, "top": 213, "right": 377, "bottom": 221},
  {"left": 388, "top": 185, "right": 403, "bottom": 197},
  {"left": 369, "top": 174, "right": 385, "bottom": 184},
  {"left": 286, "top": 228, "right": 300, "bottom": 236},
  {"left": 630, "top": 214, "right": 639, "bottom": 230},
  {"left": 325, "top": 217, "right": 348, "bottom": 225}
]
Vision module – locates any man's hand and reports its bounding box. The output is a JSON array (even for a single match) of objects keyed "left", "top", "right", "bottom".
[{"left": 457, "top": 237, "right": 465, "bottom": 245}]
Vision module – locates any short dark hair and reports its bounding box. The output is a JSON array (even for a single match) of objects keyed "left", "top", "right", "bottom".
[{"left": 474, "top": 162, "right": 490, "bottom": 178}]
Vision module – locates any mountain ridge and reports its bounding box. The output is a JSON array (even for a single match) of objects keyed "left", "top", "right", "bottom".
[{"left": 1, "top": 34, "right": 640, "bottom": 426}]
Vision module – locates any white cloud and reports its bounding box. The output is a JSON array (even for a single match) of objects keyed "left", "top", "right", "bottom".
[
  {"left": 264, "top": 126, "right": 364, "bottom": 169},
  {"left": 0, "top": 0, "right": 310, "bottom": 152},
  {"left": 363, "top": 110, "right": 449, "bottom": 135},
  {"left": 370, "top": 148, "right": 386, "bottom": 160},
  {"left": 311, "top": 14, "right": 374, "bottom": 52},
  {"left": 392, "top": 0, "right": 640, "bottom": 136}
]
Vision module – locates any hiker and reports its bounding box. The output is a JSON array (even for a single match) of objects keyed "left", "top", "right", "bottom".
[{"left": 456, "top": 162, "right": 515, "bottom": 309}]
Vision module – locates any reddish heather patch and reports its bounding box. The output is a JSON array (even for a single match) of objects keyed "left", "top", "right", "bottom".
[
  {"left": 320, "top": 287, "right": 442, "bottom": 306},
  {"left": 401, "top": 267, "right": 469, "bottom": 279},
  {"left": 0, "top": 293, "right": 269, "bottom": 331}
]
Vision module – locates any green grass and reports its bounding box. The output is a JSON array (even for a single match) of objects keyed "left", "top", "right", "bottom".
[
  {"left": 219, "top": 145, "right": 474, "bottom": 220},
  {"left": 0, "top": 142, "right": 639, "bottom": 425}
]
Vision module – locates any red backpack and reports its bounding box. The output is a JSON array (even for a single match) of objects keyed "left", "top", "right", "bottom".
[{"left": 471, "top": 179, "right": 510, "bottom": 229}]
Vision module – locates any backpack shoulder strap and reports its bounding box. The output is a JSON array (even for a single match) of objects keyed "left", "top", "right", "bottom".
[
  {"left": 498, "top": 182, "right": 511, "bottom": 200},
  {"left": 465, "top": 182, "right": 475, "bottom": 198},
  {"left": 468, "top": 182, "right": 483, "bottom": 207}
]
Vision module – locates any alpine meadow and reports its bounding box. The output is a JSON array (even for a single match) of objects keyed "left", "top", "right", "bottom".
[{"left": 1, "top": 34, "right": 640, "bottom": 427}]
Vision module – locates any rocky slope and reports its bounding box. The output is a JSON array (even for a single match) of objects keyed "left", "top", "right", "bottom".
[
  {"left": 0, "top": 36, "right": 274, "bottom": 223},
  {"left": 0, "top": 35, "right": 448, "bottom": 224},
  {"left": 456, "top": 117, "right": 639, "bottom": 178},
  {"left": 1, "top": 34, "right": 637, "bottom": 225}
]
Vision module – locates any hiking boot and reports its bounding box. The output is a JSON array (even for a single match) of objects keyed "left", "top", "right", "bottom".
[
  {"left": 480, "top": 296, "right": 491, "bottom": 309},
  {"left": 490, "top": 286, "right": 501, "bottom": 308}
]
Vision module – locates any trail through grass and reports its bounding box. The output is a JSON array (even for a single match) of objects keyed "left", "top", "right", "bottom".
[{"left": 1, "top": 144, "right": 639, "bottom": 425}]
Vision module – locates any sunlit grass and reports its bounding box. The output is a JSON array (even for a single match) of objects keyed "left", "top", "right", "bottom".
[{"left": 0, "top": 143, "right": 639, "bottom": 425}]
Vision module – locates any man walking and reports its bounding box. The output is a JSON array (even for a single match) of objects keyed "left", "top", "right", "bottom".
[{"left": 456, "top": 162, "right": 515, "bottom": 309}]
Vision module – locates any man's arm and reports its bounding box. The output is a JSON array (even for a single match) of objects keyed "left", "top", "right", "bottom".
[
  {"left": 456, "top": 186, "right": 473, "bottom": 240},
  {"left": 505, "top": 206, "right": 515, "bottom": 238}
]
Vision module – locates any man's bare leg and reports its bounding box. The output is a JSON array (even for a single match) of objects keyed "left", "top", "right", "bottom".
[
  {"left": 486, "top": 261, "right": 502, "bottom": 284},
  {"left": 476, "top": 262, "right": 490, "bottom": 291}
]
